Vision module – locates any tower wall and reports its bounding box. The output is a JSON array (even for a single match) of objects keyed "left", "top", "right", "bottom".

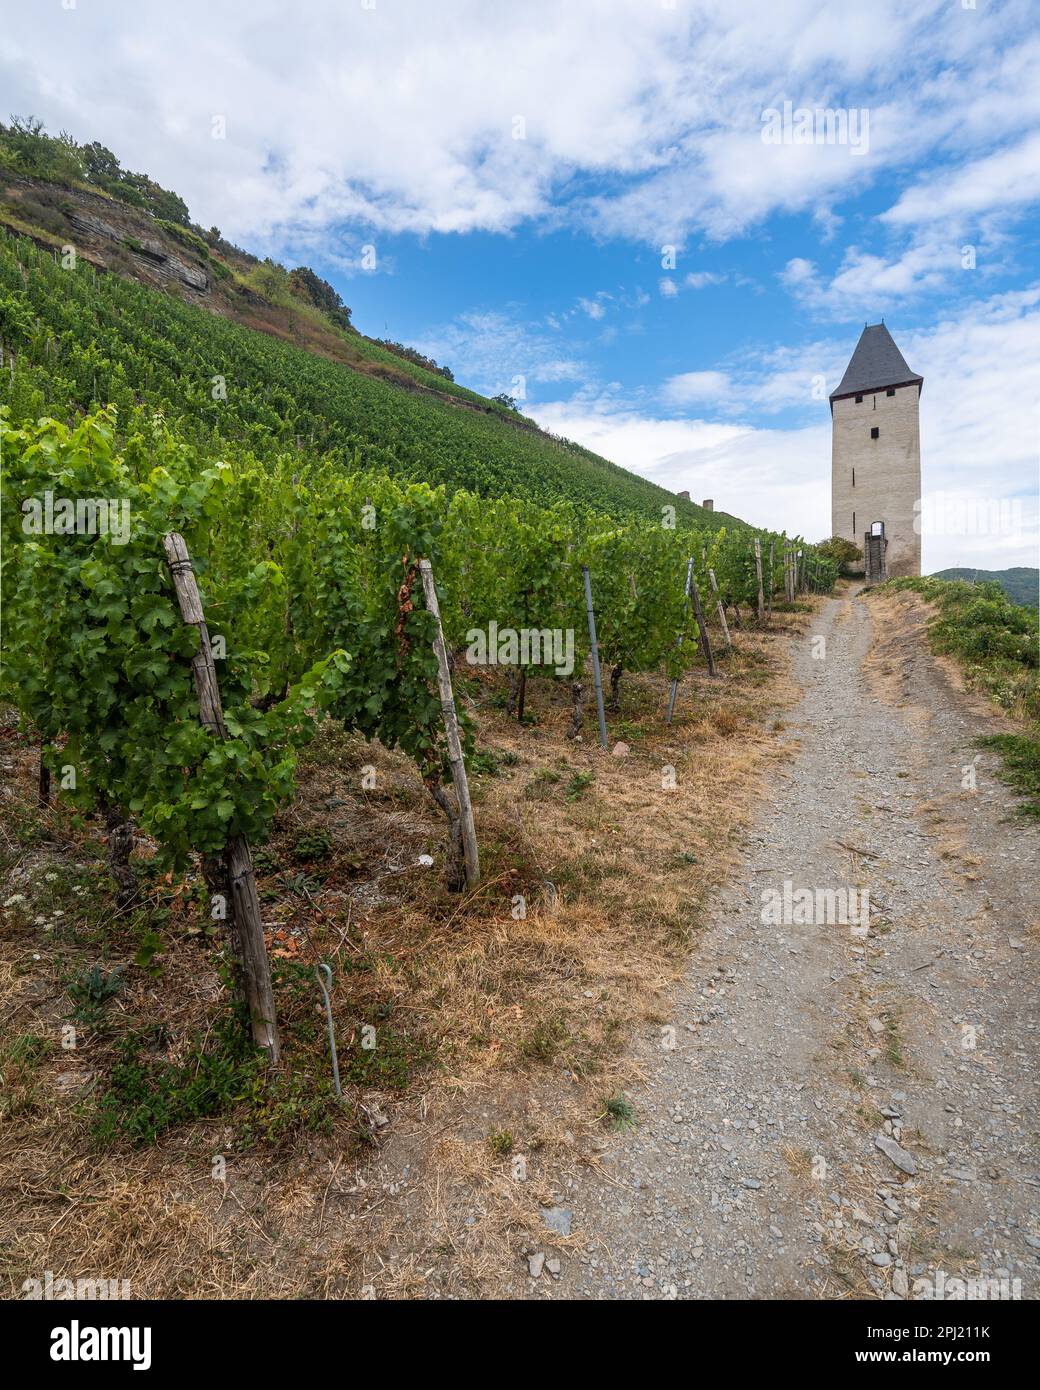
[{"left": 831, "top": 383, "right": 921, "bottom": 578}]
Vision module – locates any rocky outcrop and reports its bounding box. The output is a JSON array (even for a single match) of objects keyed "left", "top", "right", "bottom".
[{"left": 64, "top": 206, "right": 208, "bottom": 294}]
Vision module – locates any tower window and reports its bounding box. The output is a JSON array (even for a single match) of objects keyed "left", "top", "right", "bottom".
[
  {"left": 886, "top": 388, "right": 895, "bottom": 396},
  {"left": 870, "top": 426, "right": 880, "bottom": 439},
  {"left": 854, "top": 394, "right": 863, "bottom": 403},
  {"left": 853, "top": 510, "right": 856, "bottom": 535},
  {"left": 852, "top": 468, "right": 855, "bottom": 486}
]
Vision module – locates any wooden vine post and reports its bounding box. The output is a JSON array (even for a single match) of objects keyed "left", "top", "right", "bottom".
[
  {"left": 666, "top": 557, "right": 694, "bottom": 725},
  {"left": 582, "top": 565, "right": 610, "bottom": 749},
  {"left": 767, "top": 540, "right": 774, "bottom": 619},
  {"left": 689, "top": 573, "right": 717, "bottom": 677},
  {"left": 418, "top": 559, "right": 480, "bottom": 889},
  {"left": 708, "top": 567, "right": 732, "bottom": 650},
  {"left": 163, "top": 532, "right": 280, "bottom": 1063},
  {"left": 753, "top": 538, "right": 765, "bottom": 622}
]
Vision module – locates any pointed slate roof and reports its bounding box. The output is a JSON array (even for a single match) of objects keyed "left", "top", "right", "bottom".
[{"left": 830, "top": 323, "right": 923, "bottom": 407}]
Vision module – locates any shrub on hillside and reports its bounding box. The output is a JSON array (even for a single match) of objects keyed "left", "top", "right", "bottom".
[
  {"left": 886, "top": 578, "right": 1037, "bottom": 682},
  {"left": 881, "top": 576, "right": 1039, "bottom": 813},
  {"left": 289, "top": 266, "right": 352, "bottom": 331}
]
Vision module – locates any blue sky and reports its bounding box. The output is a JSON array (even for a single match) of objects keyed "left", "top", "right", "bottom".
[{"left": 3, "top": 0, "right": 1038, "bottom": 570}]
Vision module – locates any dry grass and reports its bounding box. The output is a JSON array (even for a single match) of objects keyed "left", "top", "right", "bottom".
[
  {"left": 0, "top": 608, "right": 813, "bottom": 1298},
  {"left": 868, "top": 589, "right": 1027, "bottom": 728},
  {"left": 779, "top": 1142, "right": 815, "bottom": 1183}
]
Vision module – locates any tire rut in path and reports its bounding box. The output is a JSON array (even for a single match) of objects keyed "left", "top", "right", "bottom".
[{"left": 518, "top": 590, "right": 1040, "bottom": 1300}]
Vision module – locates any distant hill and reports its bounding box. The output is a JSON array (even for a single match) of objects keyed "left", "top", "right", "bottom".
[{"left": 929, "top": 568, "right": 1039, "bottom": 609}]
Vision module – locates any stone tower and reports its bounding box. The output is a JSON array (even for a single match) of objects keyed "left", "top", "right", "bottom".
[{"left": 830, "top": 323, "right": 923, "bottom": 578}]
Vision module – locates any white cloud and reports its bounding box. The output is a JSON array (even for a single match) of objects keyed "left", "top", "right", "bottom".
[
  {"left": 662, "top": 371, "right": 733, "bottom": 405},
  {"left": 532, "top": 394, "right": 832, "bottom": 537},
  {"left": 780, "top": 258, "right": 817, "bottom": 291},
  {"left": 411, "top": 310, "right": 589, "bottom": 397},
  {"left": 882, "top": 132, "right": 1040, "bottom": 226},
  {"left": 685, "top": 272, "right": 726, "bottom": 289},
  {"left": 2, "top": 0, "right": 1036, "bottom": 254},
  {"left": 781, "top": 237, "right": 960, "bottom": 314},
  {"left": 577, "top": 295, "right": 608, "bottom": 320},
  {"left": 663, "top": 340, "right": 845, "bottom": 414}
]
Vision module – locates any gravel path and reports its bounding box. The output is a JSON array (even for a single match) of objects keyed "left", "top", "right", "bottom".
[{"left": 526, "top": 589, "right": 1040, "bottom": 1300}]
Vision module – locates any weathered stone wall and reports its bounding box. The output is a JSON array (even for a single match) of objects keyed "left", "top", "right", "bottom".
[{"left": 831, "top": 384, "right": 921, "bottom": 577}]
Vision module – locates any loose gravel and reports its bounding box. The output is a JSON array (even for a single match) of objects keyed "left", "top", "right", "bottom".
[{"left": 520, "top": 590, "right": 1040, "bottom": 1300}]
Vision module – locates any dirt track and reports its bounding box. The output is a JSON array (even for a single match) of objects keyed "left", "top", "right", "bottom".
[{"left": 517, "top": 587, "right": 1040, "bottom": 1300}]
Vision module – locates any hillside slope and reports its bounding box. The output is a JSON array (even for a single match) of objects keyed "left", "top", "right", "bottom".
[{"left": 0, "top": 124, "right": 738, "bottom": 529}]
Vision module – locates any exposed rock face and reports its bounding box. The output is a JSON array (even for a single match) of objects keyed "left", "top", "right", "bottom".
[
  {"left": 134, "top": 246, "right": 208, "bottom": 294},
  {"left": 64, "top": 206, "right": 208, "bottom": 294},
  {"left": 0, "top": 176, "right": 211, "bottom": 300},
  {"left": 65, "top": 208, "right": 122, "bottom": 242}
]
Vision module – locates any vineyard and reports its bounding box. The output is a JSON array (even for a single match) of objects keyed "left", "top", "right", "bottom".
[
  {"left": 0, "top": 218, "right": 728, "bottom": 526},
  {"left": 0, "top": 226, "right": 838, "bottom": 1069},
  {"left": 1, "top": 8, "right": 1037, "bottom": 1330}
]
